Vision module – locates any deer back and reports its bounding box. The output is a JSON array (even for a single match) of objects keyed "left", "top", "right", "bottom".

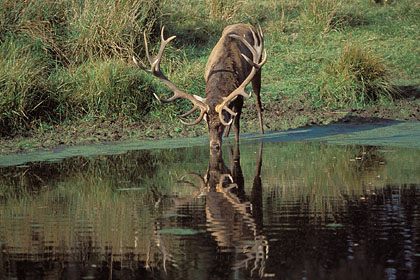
[{"left": 204, "top": 24, "right": 259, "bottom": 99}]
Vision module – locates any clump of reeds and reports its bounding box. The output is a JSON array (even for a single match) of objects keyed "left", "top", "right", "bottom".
[{"left": 318, "top": 43, "right": 396, "bottom": 107}]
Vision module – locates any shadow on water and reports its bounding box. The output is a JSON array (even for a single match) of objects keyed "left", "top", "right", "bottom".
[{"left": 1, "top": 139, "right": 420, "bottom": 279}]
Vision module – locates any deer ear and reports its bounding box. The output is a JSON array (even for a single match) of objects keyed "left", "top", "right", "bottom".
[{"left": 193, "top": 94, "right": 206, "bottom": 103}]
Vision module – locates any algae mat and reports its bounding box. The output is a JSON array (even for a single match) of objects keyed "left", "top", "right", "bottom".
[{"left": 1, "top": 121, "right": 419, "bottom": 167}]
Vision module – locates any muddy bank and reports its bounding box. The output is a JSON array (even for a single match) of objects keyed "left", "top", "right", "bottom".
[{"left": 1, "top": 95, "right": 419, "bottom": 155}]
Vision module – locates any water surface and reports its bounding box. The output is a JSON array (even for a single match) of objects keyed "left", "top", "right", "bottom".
[{"left": 1, "top": 122, "right": 420, "bottom": 279}]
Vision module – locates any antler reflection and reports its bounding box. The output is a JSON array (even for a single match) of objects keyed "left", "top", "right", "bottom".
[{"left": 179, "top": 143, "right": 268, "bottom": 277}]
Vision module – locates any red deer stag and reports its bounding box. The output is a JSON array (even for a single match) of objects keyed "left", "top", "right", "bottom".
[{"left": 133, "top": 23, "right": 267, "bottom": 151}]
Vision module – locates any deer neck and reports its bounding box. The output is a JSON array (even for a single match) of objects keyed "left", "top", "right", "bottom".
[{"left": 205, "top": 69, "right": 240, "bottom": 100}]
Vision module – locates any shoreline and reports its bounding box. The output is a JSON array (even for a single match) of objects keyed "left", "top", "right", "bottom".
[{"left": 1, "top": 95, "right": 419, "bottom": 155}]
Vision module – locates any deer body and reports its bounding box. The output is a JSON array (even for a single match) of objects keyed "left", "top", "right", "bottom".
[
  {"left": 204, "top": 24, "right": 264, "bottom": 149},
  {"left": 133, "top": 23, "right": 266, "bottom": 150}
]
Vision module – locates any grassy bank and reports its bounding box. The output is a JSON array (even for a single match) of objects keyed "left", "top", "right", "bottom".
[{"left": 1, "top": 0, "right": 419, "bottom": 152}]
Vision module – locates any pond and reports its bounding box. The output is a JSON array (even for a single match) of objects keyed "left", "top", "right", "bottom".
[{"left": 1, "top": 121, "right": 420, "bottom": 279}]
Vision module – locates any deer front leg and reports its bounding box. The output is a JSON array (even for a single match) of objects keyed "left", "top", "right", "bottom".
[
  {"left": 224, "top": 111, "right": 233, "bottom": 138},
  {"left": 232, "top": 97, "right": 244, "bottom": 143},
  {"left": 252, "top": 70, "right": 264, "bottom": 134}
]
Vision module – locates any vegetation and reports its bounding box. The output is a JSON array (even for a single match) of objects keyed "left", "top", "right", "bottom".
[
  {"left": 0, "top": 0, "right": 419, "bottom": 140},
  {"left": 0, "top": 0, "right": 163, "bottom": 135},
  {"left": 318, "top": 43, "right": 396, "bottom": 107}
]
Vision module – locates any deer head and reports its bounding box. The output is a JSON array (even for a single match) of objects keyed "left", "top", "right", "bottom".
[{"left": 133, "top": 24, "right": 267, "bottom": 150}]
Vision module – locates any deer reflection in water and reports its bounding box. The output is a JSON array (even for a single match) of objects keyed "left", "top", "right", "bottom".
[{"left": 155, "top": 143, "right": 268, "bottom": 277}]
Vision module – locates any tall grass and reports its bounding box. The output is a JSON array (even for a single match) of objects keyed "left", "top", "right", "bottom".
[
  {"left": 0, "top": 0, "right": 162, "bottom": 62},
  {"left": 67, "top": 0, "right": 162, "bottom": 62},
  {"left": 299, "top": 0, "right": 343, "bottom": 34},
  {"left": 0, "top": 0, "right": 71, "bottom": 63},
  {"left": 0, "top": 36, "right": 54, "bottom": 133},
  {"left": 318, "top": 43, "right": 396, "bottom": 108},
  {"left": 0, "top": 0, "right": 164, "bottom": 136},
  {"left": 50, "top": 59, "right": 159, "bottom": 122}
]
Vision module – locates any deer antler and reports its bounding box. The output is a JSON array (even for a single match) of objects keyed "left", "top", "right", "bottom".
[
  {"left": 180, "top": 173, "right": 207, "bottom": 191},
  {"left": 133, "top": 27, "right": 209, "bottom": 126},
  {"left": 215, "top": 25, "right": 267, "bottom": 126}
]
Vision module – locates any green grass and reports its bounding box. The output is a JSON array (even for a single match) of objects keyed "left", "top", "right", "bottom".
[
  {"left": 0, "top": 0, "right": 164, "bottom": 136},
  {"left": 0, "top": 36, "right": 54, "bottom": 132},
  {"left": 0, "top": 0, "right": 419, "bottom": 136},
  {"left": 49, "top": 58, "right": 157, "bottom": 121},
  {"left": 318, "top": 42, "right": 396, "bottom": 108}
]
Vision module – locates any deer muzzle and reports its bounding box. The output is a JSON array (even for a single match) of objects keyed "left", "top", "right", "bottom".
[{"left": 210, "top": 141, "right": 221, "bottom": 151}]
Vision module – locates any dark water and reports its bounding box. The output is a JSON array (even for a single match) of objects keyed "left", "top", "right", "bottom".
[{"left": 1, "top": 140, "right": 420, "bottom": 279}]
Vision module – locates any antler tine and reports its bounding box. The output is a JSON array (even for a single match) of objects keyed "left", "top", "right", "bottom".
[
  {"left": 178, "top": 106, "right": 199, "bottom": 118},
  {"left": 258, "top": 24, "right": 264, "bottom": 41},
  {"left": 241, "top": 49, "right": 267, "bottom": 69},
  {"left": 180, "top": 173, "right": 207, "bottom": 190},
  {"left": 143, "top": 30, "right": 153, "bottom": 66},
  {"left": 218, "top": 104, "right": 237, "bottom": 126},
  {"left": 239, "top": 26, "right": 267, "bottom": 69},
  {"left": 215, "top": 26, "right": 267, "bottom": 125},
  {"left": 133, "top": 26, "right": 209, "bottom": 125},
  {"left": 132, "top": 51, "right": 148, "bottom": 71},
  {"left": 152, "top": 26, "right": 176, "bottom": 73},
  {"left": 133, "top": 28, "right": 176, "bottom": 73},
  {"left": 179, "top": 107, "right": 206, "bottom": 126}
]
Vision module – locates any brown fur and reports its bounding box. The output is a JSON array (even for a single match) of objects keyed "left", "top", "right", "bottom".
[
  {"left": 203, "top": 24, "right": 263, "bottom": 150},
  {"left": 134, "top": 23, "right": 264, "bottom": 151}
]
